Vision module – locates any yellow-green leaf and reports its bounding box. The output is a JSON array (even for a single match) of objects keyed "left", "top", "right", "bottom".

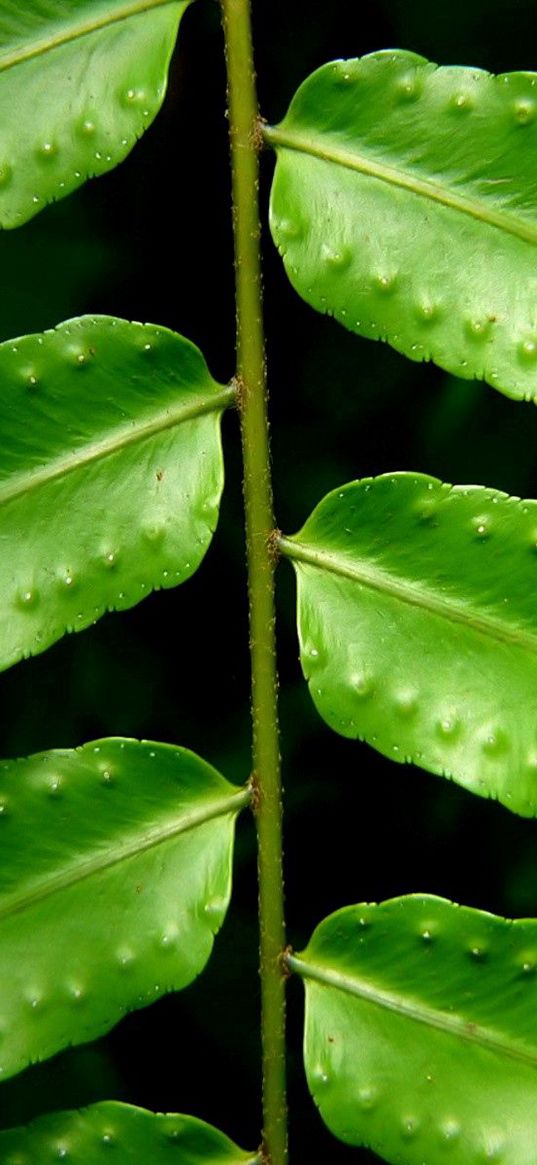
[
  {"left": 0, "top": 0, "right": 187, "bottom": 227},
  {"left": 268, "top": 51, "right": 537, "bottom": 400},
  {"left": 0, "top": 738, "right": 249, "bottom": 1079}
]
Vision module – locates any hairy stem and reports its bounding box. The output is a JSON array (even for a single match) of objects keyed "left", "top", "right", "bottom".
[{"left": 221, "top": 1, "right": 288, "bottom": 1162}]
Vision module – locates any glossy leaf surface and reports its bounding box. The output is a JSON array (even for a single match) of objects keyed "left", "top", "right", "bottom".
[
  {"left": 268, "top": 51, "right": 537, "bottom": 400},
  {"left": 0, "top": 1103, "right": 259, "bottom": 1164},
  {"left": 291, "top": 895, "right": 537, "bottom": 1165},
  {"left": 0, "top": 738, "right": 249, "bottom": 1080},
  {"left": 0, "top": 0, "right": 186, "bottom": 228},
  {"left": 280, "top": 472, "right": 537, "bottom": 816},
  {"left": 0, "top": 315, "right": 233, "bottom": 673}
]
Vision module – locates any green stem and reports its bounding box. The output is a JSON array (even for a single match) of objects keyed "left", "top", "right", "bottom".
[{"left": 220, "top": 2, "right": 288, "bottom": 1163}]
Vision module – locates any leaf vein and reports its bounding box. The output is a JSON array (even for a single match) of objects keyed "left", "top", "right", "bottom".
[
  {"left": 0, "top": 385, "right": 235, "bottom": 507},
  {"left": 264, "top": 125, "right": 537, "bottom": 247},
  {"left": 0, "top": 786, "right": 250, "bottom": 923},
  {"left": 278, "top": 534, "right": 537, "bottom": 655},
  {"left": 289, "top": 953, "right": 537, "bottom": 1069},
  {"left": 0, "top": 0, "right": 180, "bottom": 72}
]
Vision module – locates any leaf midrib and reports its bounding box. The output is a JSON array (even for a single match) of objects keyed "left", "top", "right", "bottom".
[
  {"left": 0, "top": 0, "right": 180, "bottom": 72},
  {"left": 264, "top": 124, "right": 537, "bottom": 248},
  {"left": 278, "top": 534, "right": 537, "bottom": 656},
  {"left": 289, "top": 952, "right": 537, "bottom": 1070},
  {"left": 0, "top": 385, "right": 235, "bottom": 507},
  {"left": 0, "top": 785, "right": 250, "bottom": 923}
]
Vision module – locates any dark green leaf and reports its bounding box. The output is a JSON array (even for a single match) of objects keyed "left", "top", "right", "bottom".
[
  {"left": 0, "top": 315, "right": 234, "bottom": 673},
  {"left": 291, "top": 895, "right": 537, "bottom": 1165},
  {"left": 0, "top": 0, "right": 187, "bottom": 228},
  {"left": 0, "top": 1102, "right": 259, "bottom": 1163},
  {"left": 268, "top": 51, "right": 537, "bottom": 400},
  {"left": 280, "top": 472, "right": 537, "bottom": 816},
  {"left": 0, "top": 738, "right": 249, "bottom": 1080}
]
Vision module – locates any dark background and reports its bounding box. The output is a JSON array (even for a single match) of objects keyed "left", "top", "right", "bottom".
[{"left": 1, "top": 1, "right": 537, "bottom": 1160}]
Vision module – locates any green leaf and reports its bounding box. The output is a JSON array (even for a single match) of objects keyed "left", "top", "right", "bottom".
[
  {"left": 290, "top": 895, "right": 537, "bottom": 1165},
  {"left": 0, "top": 1102, "right": 260, "bottom": 1164},
  {"left": 0, "top": 737, "right": 249, "bottom": 1080},
  {"left": 267, "top": 50, "right": 537, "bottom": 401},
  {"left": 0, "top": 315, "right": 234, "bottom": 673},
  {"left": 279, "top": 472, "right": 537, "bottom": 817},
  {"left": 0, "top": 0, "right": 187, "bottom": 228}
]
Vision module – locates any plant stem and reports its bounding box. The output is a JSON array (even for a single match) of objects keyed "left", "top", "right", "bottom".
[{"left": 220, "top": 2, "right": 287, "bottom": 1163}]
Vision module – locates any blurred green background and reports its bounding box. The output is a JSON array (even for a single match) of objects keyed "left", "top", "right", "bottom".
[{"left": 1, "top": 0, "right": 537, "bottom": 1160}]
